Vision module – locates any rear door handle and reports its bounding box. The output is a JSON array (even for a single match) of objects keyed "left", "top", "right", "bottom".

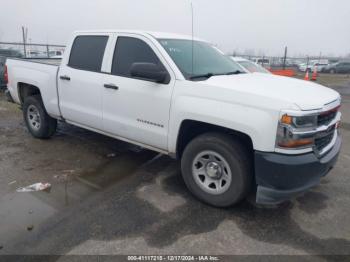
[
  {"left": 60, "top": 75, "right": 71, "bottom": 81},
  {"left": 104, "top": 83, "right": 119, "bottom": 90}
]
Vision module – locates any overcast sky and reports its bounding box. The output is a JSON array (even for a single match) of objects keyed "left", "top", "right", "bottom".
[{"left": 0, "top": 0, "right": 349, "bottom": 57}]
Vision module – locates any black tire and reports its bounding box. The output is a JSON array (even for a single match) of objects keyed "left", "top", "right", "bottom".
[
  {"left": 330, "top": 69, "right": 336, "bottom": 74},
  {"left": 181, "top": 132, "right": 252, "bottom": 207},
  {"left": 23, "top": 95, "right": 57, "bottom": 139}
]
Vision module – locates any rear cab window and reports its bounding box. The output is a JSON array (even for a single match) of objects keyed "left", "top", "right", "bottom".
[{"left": 68, "top": 35, "right": 108, "bottom": 72}]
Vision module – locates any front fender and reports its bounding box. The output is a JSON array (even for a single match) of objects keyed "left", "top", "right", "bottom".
[{"left": 168, "top": 96, "right": 280, "bottom": 153}]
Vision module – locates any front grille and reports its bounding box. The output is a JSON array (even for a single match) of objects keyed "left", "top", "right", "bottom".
[
  {"left": 317, "top": 109, "right": 338, "bottom": 126},
  {"left": 315, "top": 125, "right": 336, "bottom": 152},
  {"left": 317, "top": 112, "right": 337, "bottom": 126}
]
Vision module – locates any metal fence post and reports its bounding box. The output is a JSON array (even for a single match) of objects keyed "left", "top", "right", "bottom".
[{"left": 22, "top": 27, "right": 27, "bottom": 58}]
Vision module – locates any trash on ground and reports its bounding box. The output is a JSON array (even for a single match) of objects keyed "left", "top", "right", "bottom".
[
  {"left": 8, "top": 180, "right": 17, "bottom": 185},
  {"left": 27, "top": 225, "right": 34, "bottom": 231},
  {"left": 16, "top": 183, "right": 51, "bottom": 193}
]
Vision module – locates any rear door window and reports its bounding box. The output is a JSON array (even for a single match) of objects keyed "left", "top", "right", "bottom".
[{"left": 68, "top": 35, "right": 108, "bottom": 72}]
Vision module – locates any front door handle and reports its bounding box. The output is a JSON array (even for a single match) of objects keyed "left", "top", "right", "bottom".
[
  {"left": 104, "top": 83, "right": 119, "bottom": 90},
  {"left": 60, "top": 75, "right": 71, "bottom": 81}
]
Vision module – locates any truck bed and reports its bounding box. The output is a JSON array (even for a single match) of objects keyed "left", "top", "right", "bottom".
[
  {"left": 7, "top": 57, "right": 62, "bottom": 66},
  {"left": 6, "top": 57, "right": 61, "bottom": 118},
  {"left": 1, "top": 56, "right": 61, "bottom": 87}
]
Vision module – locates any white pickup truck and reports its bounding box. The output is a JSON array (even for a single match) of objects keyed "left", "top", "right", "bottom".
[{"left": 4, "top": 30, "right": 342, "bottom": 207}]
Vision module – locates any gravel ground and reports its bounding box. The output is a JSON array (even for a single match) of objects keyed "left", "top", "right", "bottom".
[{"left": 0, "top": 75, "right": 349, "bottom": 259}]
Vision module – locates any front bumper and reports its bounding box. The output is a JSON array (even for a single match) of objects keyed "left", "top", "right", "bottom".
[{"left": 255, "top": 134, "right": 341, "bottom": 205}]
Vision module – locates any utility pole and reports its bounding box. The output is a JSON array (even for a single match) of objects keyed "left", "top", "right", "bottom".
[
  {"left": 283, "top": 46, "right": 288, "bottom": 70},
  {"left": 46, "top": 33, "right": 50, "bottom": 58},
  {"left": 22, "top": 26, "right": 27, "bottom": 58}
]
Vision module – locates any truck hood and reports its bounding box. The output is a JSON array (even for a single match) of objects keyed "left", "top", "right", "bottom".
[{"left": 203, "top": 73, "right": 340, "bottom": 110}]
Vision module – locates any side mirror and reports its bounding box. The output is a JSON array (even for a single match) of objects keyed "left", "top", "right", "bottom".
[{"left": 130, "top": 63, "right": 170, "bottom": 84}]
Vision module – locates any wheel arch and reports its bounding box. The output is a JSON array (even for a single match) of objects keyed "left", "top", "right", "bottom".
[
  {"left": 174, "top": 119, "right": 254, "bottom": 159},
  {"left": 18, "top": 82, "right": 42, "bottom": 104}
]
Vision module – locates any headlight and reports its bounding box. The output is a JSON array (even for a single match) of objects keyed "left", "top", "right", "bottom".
[
  {"left": 280, "top": 114, "right": 317, "bottom": 128},
  {"left": 276, "top": 114, "right": 317, "bottom": 149}
]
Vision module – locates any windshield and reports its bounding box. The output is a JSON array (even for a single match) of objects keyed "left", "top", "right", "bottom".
[
  {"left": 238, "top": 61, "right": 270, "bottom": 74},
  {"left": 158, "top": 39, "right": 244, "bottom": 80}
]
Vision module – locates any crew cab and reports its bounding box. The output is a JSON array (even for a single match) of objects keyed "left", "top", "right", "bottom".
[{"left": 5, "top": 30, "right": 342, "bottom": 206}]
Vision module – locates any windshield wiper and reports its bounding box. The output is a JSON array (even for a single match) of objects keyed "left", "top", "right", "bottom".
[
  {"left": 189, "top": 73, "right": 215, "bottom": 80},
  {"left": 225, "top": 70, "right": 244, "bottom": 75},
  {"left": 189, "top": 70, "right": 244, "bottom": 80}
]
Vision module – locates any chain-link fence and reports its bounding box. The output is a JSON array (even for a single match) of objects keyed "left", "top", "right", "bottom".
[
  {"left": 0, "top": 42, "right": 65, "bottom": 59},
  {"left": 0, "top": 42, "right": 65, "bottom": 88},
  {"left": 229, "top": 53, "right": 343, "bottom": 70}
]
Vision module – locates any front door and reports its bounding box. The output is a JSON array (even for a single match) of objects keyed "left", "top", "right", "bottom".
[{"left": 102, "top": 34, "right": 175, "bottom": 150}]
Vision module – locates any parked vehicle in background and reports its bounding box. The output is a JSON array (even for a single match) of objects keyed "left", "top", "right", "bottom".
[
  {"left": 0, "top": 48, "right": 24, "bottom": 58},
  {"left": 0, "top": 56, "right": 6, "bottom": 88},
  {"left": 0, "top": 49, "right": 23, "bottom": 58},
  {"left": 26, "top": 50, "right": 47, "bottom": 58},
  {"left": 315, "top": 60, "right": 330, "bottom": 72},
  {"left": 0, "top": 49, "right": 23, "bottom": 88},
  {"left": 5, "top": 30, "right": 342, "bottom": 207},
  {"left": 48, "top": 50, "right": 64, "bottom": 59},
  {"left": 322, "top": 61, "right": 350, "bottom": 74},
  {"left": 298, "top": 63, "right": 308, "bottom": 72},
  {"left": 231, "top": 57, "right": 271, "bottom": 74},
  {"left": 252, "top": 58, "right": 271, "bottom": 69},
  {"left": 298, "top": 60, "right": 329, "bottom": 72}
]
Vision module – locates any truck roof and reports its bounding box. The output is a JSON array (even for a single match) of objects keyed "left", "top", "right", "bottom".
[{"left": 73, "top": 30, "right": 205, "bottom": 41}]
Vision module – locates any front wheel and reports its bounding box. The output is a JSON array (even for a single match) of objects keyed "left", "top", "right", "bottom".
[
  {"left": 181, "top": 133, "right": 252, "bottom": 207},
  {"left": 23, "top": 95, "right": 57, "bottom": 139}
]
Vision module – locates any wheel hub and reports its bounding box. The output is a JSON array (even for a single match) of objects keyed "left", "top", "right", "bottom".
[
  {"left": 27, "top": 105, "right": 41, "bottom": 130},
  {"left": 205, "top": 161, "right": 222, "bottom": 179},
  {"left": 192, "top": 150, "right": 232, "bottom": 195}
]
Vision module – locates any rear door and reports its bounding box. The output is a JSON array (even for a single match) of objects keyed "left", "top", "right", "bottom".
[
  {"left": 101, "top": 33, "right": 175, "bottom": 150},
  {"left": 58, "top": 34, "right": 110, "bottom": 130}
]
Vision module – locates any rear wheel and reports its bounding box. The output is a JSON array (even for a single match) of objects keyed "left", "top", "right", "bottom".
[
  {"left": 181, "top": 133, "right": 252, "bottom": 207},
  {"left": 23, "top": 95, "right": 57, "bottom": 138},
  {"left": 330, "top": 69, "right": 336, "bottom": 74}
]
